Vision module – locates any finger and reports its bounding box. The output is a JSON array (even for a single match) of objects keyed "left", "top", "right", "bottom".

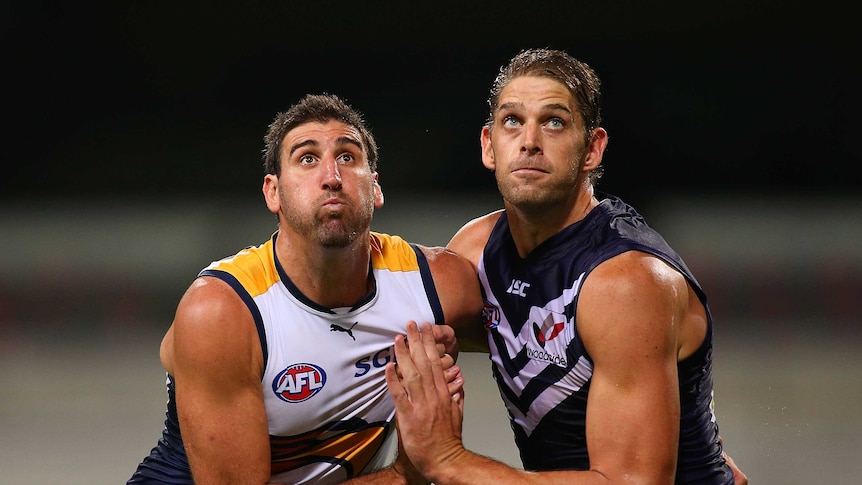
[
  {"left": 449, "top": 387, "right": 465, "bottom": 440},
  {"left": 419, "top": 322, "right": 450, "bottom": 401},
  {"left": 385, "top": 342, "right": 410, "bottom": 411},
  {"left": 406, "top": 320, "right": 428, "bottom": 365},
  {"left": 445, "top": 364, "right": 464, "bottom": 396},
  {"left": 419, "top": 322, "right": 443, "bottom": 371},
  {"left": 392, "top": 326, "right": 421, "bottom": 396},
  {"left": 440, "top": 352, "right": 455, "bottom": 370},
  {"left": 432, "top": 324, "right": 458, "bottom": 357},
  {"left": 453, "top": 388, "right": 465, "bottom": 416},
  {"left": 400, "top": 321, "right": 432, "bottom": 401},
  {"left": 425, "top": 323, "right": 465, "bottom": 437}
]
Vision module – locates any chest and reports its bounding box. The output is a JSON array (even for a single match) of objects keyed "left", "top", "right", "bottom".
[{"left": 257, "top": 275, "right": 434, "bottom": 436}]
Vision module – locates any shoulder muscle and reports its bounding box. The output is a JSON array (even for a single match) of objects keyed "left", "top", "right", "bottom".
[{"left": 447, "top": 210, "right": 502, "bottom": 268}]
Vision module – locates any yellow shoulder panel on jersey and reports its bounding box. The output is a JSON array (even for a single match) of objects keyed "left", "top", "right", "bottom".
[
  {"left": 369, "top": 232, "right": 420, "bottom": 272},
  {"left": 205, "top": 238, "right": 280, "bottom": 298}
]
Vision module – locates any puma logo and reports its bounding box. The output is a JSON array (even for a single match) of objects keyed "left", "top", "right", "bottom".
[{"left": 330, "top": 322, "right": 359, "bottom": 340}]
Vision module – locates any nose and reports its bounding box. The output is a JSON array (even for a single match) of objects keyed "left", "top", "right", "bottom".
[
  {"left": 521, "top": 120, "right": 542, "bottom": 155},
  {"left": 321, "top": 156, "right": 342, "bottom": 191}
]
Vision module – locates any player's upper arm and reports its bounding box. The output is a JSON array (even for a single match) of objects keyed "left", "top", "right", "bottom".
[
  {"left": 577, "top": 251, "right": 687, "bottom": 484},
  {"left": 164, "top": 276, "right": 270, "bottom": 484},
  {"left": 442, "top": 211, "right": 502, "bottom": 352},
  {"left": 420, "top": 246, "right": 484, "bottom": 325},
  {"left": 446, "top": 210, "right": 502, "bottom": 269},
  {"left": 417, "top": 244, "right": 486, "bottom": 352}
]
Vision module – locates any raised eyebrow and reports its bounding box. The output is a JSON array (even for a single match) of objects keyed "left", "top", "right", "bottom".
[
  {"left": 288, "top": 139, "right": 317, "bottom": 157},
  {"left": 496, "top": 101, "right": 527, "bottom": 117},
  {"left": 496, "top": 102, "right": 572, "bottom": 115},
  {"left": 542, "top": 103, "right": 573, "bottom": 115},
  {"left": 498, "top": 101, "right": 522, "bottom": 112},
  {"left": 334, "top": 136, "right": 363, "bottom": 152},
  {"left": 287, "top": 136, "right": 363, "bottom": 157}
]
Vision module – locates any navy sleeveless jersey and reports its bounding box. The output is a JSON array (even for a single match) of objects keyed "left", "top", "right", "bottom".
[{"left": 477, "top": 194, "right": 734, "bottom": 484}]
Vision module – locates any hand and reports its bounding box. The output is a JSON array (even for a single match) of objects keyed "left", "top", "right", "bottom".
[
  {"left": 390, "top": 427, "right": 431, "bottom": 485},
  {"left": 386, "top": 321, "right": 466, "bottom": 479},
  {"left": 434, "top": 324, "right": 464, "bottom": 399},
  {"left": 430, "top": 323, "right": 459, "bottom": 361},
  {"left": 723, "top": 450, "right": 748, "bottom": 485},
  {"left": 401, "top": 322, "right": 464, "bottom": 400}
]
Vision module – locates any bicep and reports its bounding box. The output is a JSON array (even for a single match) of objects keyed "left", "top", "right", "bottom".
[
  {"left": 578, "top": 253, "right": 685, "bottom": 483},
  {"left": 422, "top": 246, "right": 487, "bottom": 352},
  {"left": 443, "top": 213, "right": 500, "bottom": 352},
  {"left": 170, "top": 277, "right": 270, "bottom": 483}
]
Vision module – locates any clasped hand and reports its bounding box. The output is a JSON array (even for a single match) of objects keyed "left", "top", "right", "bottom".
[{"left": 385, "top": 321, "right": 467, "bottom": 480}]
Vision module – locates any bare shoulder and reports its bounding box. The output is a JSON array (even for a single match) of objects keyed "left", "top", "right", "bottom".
[
  {"left": 162, "top": 276, "right": 263, "bottom": 378},
  {"left": 173, "top": 277, "right": 253, "bottom": 336},
  {"left": 415, "top": 244, "right": 484, "bottom": 332},
  {"left": 578, "top": 251, "right": 688, "bottom": 359},
  {"left": 415, "top": 245, "right": 477, "bottom": 290},
  {"left": 446, "top": 209, "right": 504, "bottom": 267},
  {"left": 587, "top": 251, "right": 686, "bottom": 292},
  {"left": 161, "top": 277, "right": 270, "bottom": 481}
]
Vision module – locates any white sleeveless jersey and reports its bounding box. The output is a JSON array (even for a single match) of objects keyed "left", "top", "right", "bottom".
[{"left": 200, "top": 231, "right": 443, "bottom": 484}]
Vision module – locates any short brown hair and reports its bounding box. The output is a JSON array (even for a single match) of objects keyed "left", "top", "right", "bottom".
[
  {"left": 487, "top": 48, "right": 603, "bottom": 142},
  {"left": 262, "top": 93, "right": 379, "bottom": 176}
]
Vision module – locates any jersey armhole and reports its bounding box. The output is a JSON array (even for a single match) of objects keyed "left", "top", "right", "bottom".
[
  {"left": 409, "top": 244, "right": 445, "bottom": 325},
  {"left": 200, "top": 269, "right": 269, "bottom": 374}
]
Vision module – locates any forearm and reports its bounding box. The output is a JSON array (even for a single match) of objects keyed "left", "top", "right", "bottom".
[
  {"left": 341, "top": 463, "right": 429, "bottom": 485},
  {"left": 426, "top": 449, "right": 608, "bottom": 485}
]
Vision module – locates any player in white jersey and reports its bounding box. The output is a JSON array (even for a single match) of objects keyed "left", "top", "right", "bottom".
[{"left": 128, "top": 93, "right": 483, "bottom": 484}]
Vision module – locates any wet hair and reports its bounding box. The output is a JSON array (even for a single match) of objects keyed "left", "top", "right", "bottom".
[
  {"left": 486, "top": 48, "right": 605, "bottom": 183},
  {"left": 262, "top": 93, "right": 379, "bottom": 176}
]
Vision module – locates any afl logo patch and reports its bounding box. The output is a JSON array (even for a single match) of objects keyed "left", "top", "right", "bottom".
[
  {"left": 482, "top": 302, "right": 500, "bottom": 329},
  {"left": 272, "top": 363, "right": 326, "bottom": 403}
]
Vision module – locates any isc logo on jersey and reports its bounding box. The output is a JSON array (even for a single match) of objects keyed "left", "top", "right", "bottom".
[{"left": 272, "top": 363, "right": 327, "bottom": 403}]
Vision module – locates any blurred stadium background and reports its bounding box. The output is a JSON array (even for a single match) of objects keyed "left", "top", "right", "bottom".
[
  {"left": 2, "top": 2, "right": 859, "bottom": 484},
  {"left": 1, "top": 194, "right": 860, "bottom": 484}
]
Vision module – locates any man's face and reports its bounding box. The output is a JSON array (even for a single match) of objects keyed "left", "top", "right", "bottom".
[
  {"left": 266, "top": 120, "right": 382, "bottom": 248},
  {"left": 482, "top": 75, "right": 589, "bottom": 210}
]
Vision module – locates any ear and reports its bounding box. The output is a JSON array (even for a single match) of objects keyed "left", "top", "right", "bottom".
[
  {"left": 372, "top": 172, "right": 384, "bottom": 209},
  {"left": 582, "top": 127, "right": 609, "bottom": 172},
  {"left": 262, "top": 174, "right": 280, "bottom": 214},
  {"left": 480, "top": 125, "right": 495, "bottom": 171}
]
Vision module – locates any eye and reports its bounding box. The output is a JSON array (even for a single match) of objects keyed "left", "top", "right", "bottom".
[
  {"left": 545, "top": 117, "right": 565, "bottom": 130},
  {"left": 299, "top": 154, "right": 316, "bottom": 165},
  {"left": 337, "top": 153, "right": 355, "bottom": 164},
  {"left": 502, "top": 115, "right": 521, "bottom": 128}
]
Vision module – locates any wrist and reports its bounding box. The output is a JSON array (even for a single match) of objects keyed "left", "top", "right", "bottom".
[
  {"left": 392, "top": 455, "right": 428, "bottom": 485},
  {"left": 424, "top": 445, "right": 469, "bottom": 485}
]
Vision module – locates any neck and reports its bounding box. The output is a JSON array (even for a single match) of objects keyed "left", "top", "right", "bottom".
[
  {"left": 506, "top": 188, "right": 598, "bottom": 258},
  {"left": 275, "top": 230, "right": 373, "bottom": 308}
]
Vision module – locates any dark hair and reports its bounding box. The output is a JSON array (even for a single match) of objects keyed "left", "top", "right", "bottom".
[
  {"left": 262, "top": 93, "right": 379, "bottom": 176},
  {"left": 487, "top": 48, "right": 603, "bottom": 139}
]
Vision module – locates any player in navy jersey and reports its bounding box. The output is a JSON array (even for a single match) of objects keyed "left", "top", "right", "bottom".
[
  {"left": 127, "top": 93, "right": 482, "bottom": 484},
  {"left": 387, "top": 49, "right": 748, "bottom": 484}
]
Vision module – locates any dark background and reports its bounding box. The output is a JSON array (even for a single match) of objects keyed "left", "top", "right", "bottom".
[{"left": 3, "top": 1, "right": 859, "bottom": 206}]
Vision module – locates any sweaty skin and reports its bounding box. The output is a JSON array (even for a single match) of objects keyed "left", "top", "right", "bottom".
[
  {"left": 150, "top": 116, "right": 482, "bottom": 485},
  {"left": 387, "top": 73, "right": 747, "bottom": 485}
]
